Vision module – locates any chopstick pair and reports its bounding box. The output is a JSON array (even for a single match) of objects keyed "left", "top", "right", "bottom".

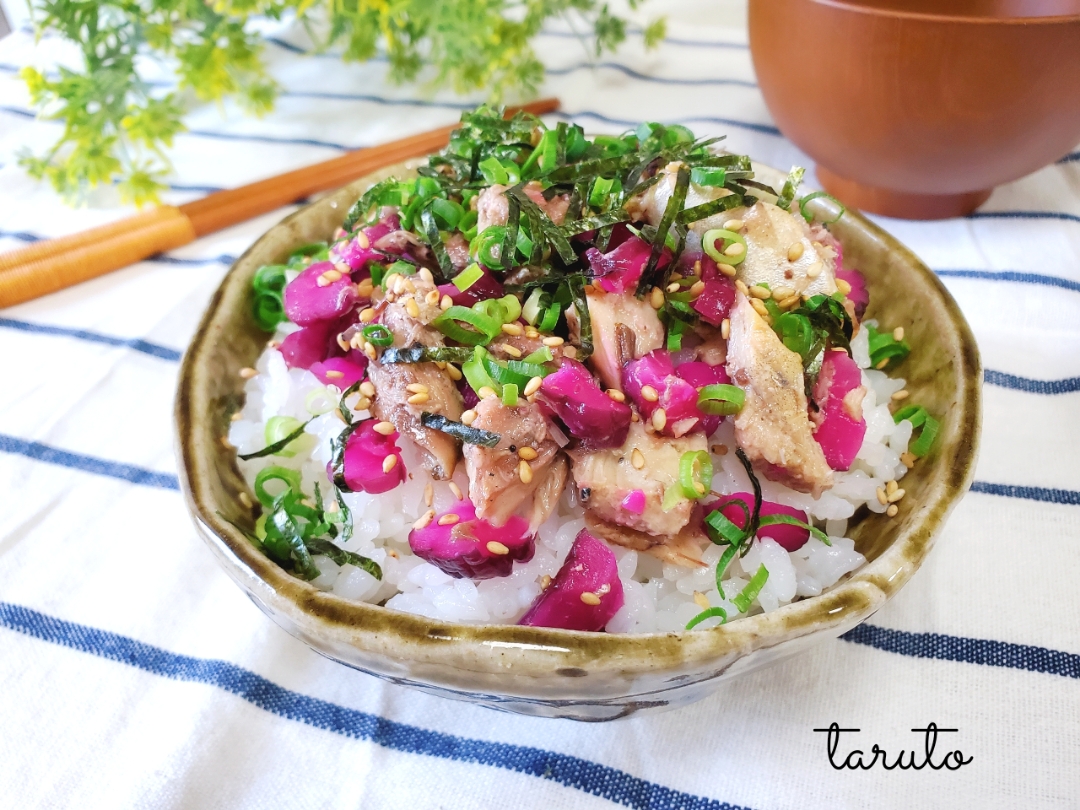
[{"left": 0, "top": 98, "right": 561, "bottom": 308}]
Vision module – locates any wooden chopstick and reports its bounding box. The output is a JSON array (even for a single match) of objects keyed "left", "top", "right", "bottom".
[{"left": 0, "top": 97, "right": 560, "bottom": 308}]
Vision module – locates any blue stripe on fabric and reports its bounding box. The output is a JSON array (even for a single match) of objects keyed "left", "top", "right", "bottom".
[
  {"left": 0, "top": 602, "right": 751, "bottom": 810},
  {"left": 969, "top": 481, "right": 1080, "bottom": 506},
  {"left": 544, "top": 62, "right": 757, "bottom": 88},
  {"left": 841, "top": 624, "right": 1080, "bottom": 680},
  {"left": 0, "top": 434, "right": 179, "bottom": 491},
  {"left": 0, "top": 318, "right": 182, "bottom": 361},
  {"left": 0, "top": 228, "right": 40, "bottom": 243},
  {"left": 541, "top": 27, "right": 750, "bottom": 50},
  {"left": 984, "top": 370, "right": 1080, "bottom": 395},
  {"left": 968, "top": 210, "right": 1080, "bottom": 225},
  {"left": 1058, "top": 152, "right": 1080, "bottom": 164},
  {"left": 935, "top": 268, "right": 1080, "bottom": 295}
]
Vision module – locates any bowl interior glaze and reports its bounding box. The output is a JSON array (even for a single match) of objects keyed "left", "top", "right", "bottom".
[{"left": 175, "top": 161, "right": 982, "bottom": 720}]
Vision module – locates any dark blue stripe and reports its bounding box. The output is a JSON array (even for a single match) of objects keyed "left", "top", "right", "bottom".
[
  {"left": 0, "top": 434, "right": 179, "bottom": 490},
  {"left": 546, "top": 63, "right": 757, "bottom": 88},
  {"left": 970, "top": 481, "right": 1080, "bottom": 506},
  {"left": 968, "top": 210, "right": 1080, "bottom": 225},
  {"left": 984, "top": 370, "right": 1080, "bottom": 395},
  {"left": 841, "top": 624, "right": 1080, "bottom": 680},
  {"left": 0, "top": 228, "right": 40, "bottom": 243},
  {"left": 935, "top": 268, "right": 1080, "bottom": 295},
  {"left": 0, "top": 602, "right": 750, "bottom": 810},
  {"left": 0, "top": 317, "right": 182, "bottom": 361},
  {"left": 1058, "top": 152, "right": 1080, "bottom": 164}
]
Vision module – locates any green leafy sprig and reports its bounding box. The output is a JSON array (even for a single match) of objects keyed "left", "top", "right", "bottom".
[{"left": 19, "top": 0, "right": 665, "bottom": 204}]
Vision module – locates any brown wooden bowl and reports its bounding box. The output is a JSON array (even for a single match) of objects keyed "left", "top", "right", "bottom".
[{"left": 748, "top": 0, "right": 1080, "bottom": 219}]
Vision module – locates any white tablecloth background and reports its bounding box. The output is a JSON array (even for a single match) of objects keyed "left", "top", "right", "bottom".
[{"left": 2, "top": 2, "right": 1079, "bottom": 807}]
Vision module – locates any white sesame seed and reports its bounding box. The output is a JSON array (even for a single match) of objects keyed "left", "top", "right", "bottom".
[
  {"left": 500, "top": 343, "right": 522, "bottom": 358},
  {"left": 438, "top": 513, "right": 459, "bottom": 526},
  {"left": 486, "top": 541, "right": 510, "bottom": 556},
  {"left": 721, "top": 318, "right": 730, "bottom": 340},
  {"left": 524, "top": 376, "right": 543, "bottom": 397},
  {"left": 667, "top": 282, "right": 681, "bottom": 293},
  {"left": 579, "top": 592, "right": 601, "bottom": 606},
  {"left": 373, "top": 421, "right": 396, "bottom": 435},
  {"left": 735, "top": 279, "right": 750, "bottom": 296},
  {"left": 519, "top": 459, "right": 533, "bottom": 484},
  {"left": 407, "top": 392, "right": 430, "bottom": 405},
  {"left": 477, "top": 386, "right": 497, "bottom": 400},
  {"left": 542, "top": 336, "right": 564, "bottom": 347},
  {"left": 501, "top": 322, "right": 523, "bottom": 336},
  {"left": 652, "top": 408, "right": 667, "bottom": 432},
  {"left": 447, "top": 364, "right": 462, "bottom": 381},
  {"left": 382, "top": 454, "right": 398, "bottom": 473},
  {"left": 891, "top": 390, "right": 910, "bottom": 401},
  {"left": 722, "top": 218, "right": 743, "bottom": 231},
  {"left": 886, "top": 504, "right": 899, "bottom": 517},
  {"left": 324, "top": 369, "right": 344, "bottom": 379},
  {"left": 887, "top": 488, "right": 906, "bottom": 503},
  {"left": 413, "top": 510, "right": 435, "bottom": 530},
  {"left": 440, "top": 295, "right": 453, "bottom": 311},
  {"left": 641, "top": 385, "right": 659, "bottom": 402},
  {"left": 631, "top": 448, "right": 645, "bottom": 469},
  {"left": 406, "top": 383, "right": 429, "bottom": 394},
  {"left": 749, "top": 285, "right": 772, "bottom": 300},
  {"left": 836, "top": 278, "right": 853, "bottom": 296},
  {"left": 355, "top": 231, "right": 370, "bottom": 250},
  {"left": 405, "top": 298, "right": 420, "bottom": 318},
  {"left": 724, "top": 242, "right": 745, "bottom": 257},
  {"left": 239, "top": 367, "right": 257, "bottom": 379},
  {"left": 449, "top": 481, "right": 463, "bottom": 500},
  {"left": 787, "top": 242, "right": 805, "bottom": 262},
  {"left": 238, "top": 491, "right": 252, "bottom": 508},
  {"left": 876, "top": 487, "right": 888, "bottom": 506},
  {"left": 606, "top": 389, "right": 626, "bottom": 402},
  {"left": 893, "top": 326, "right": 905, "bottom": 341},
  {"left": 806, "top": 261, "right": 823, "bottom": 279},
  {"left": 360, "top": 381, "right": 376, "bottom": 398},
  {"left": 461, "top": 409, "right": 477, "bottom": 426}
]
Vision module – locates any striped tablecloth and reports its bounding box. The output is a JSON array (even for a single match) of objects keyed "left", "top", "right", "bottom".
[{"left": 2, "top": 3, "right": 1079, "bottom": 807}]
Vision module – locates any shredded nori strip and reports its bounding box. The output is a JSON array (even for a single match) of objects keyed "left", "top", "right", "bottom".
[
  {"left": 307, "top": 537, "right": 383, "bottom": 579},
  {"left": 560, "top": 209, "right": 630, "bottom": 237},
  {"left": 380, "top": 346, "right": 476, "bottom": 364},
  {"left": 343, "top": 178, "right": 398, "bottom": 233},
  {"left": 508, "top": 185, "right": 577, "bottom": 265},
  {"left": 734, "top": 448, "right": 763, "bottom": 556},
  {"left": 420, "top": 412, "right": 501, "bottom": 448},
  {"left": 419, "top": 206, "right": 453, "bottom": 279},
  {"left": 676, "top": 194, "right": 744, "bottom": 225},
  {"left": 775, "top": 167, "right": 805, "bottom": 210},
  {"left": 566, "top": 273, "right": 593, "bottom": 360},
  {"left": 328, "top": 421, "right": 361, "bottom": 491},
  {"left": 636, "top": 164, "right": 690, "bottom": 296},
  {"left": 501, "top": 191, "right": 521, "bottom": 270},
  {"left": 739, "top": 178, "right": 780, "bottom": 197},
  {"left": 238, "top": 418, "right": 313, "bottom": 461}
]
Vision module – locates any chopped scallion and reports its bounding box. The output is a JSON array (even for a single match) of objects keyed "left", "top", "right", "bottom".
[{"left": 697, "top": 384, "right": 745, "bottom": 416}]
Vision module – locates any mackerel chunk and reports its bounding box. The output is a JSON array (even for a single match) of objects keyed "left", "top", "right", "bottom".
[
  {"left": 568, "top": 420, "right": 706, "bottom": 540},
  {"left": 726, "top": 295, "right": 833, "bottom": 496},
  {"left": 369, "top": 274, "right": 463, "bottom": 480},
  {"left": 462, "top": 398, "right": 567, "bottom": 528},
  {"left": 732, "top": 201, "right": 837, "bottom": 299},
  {"left": 570, "top": 287, "right": 664, "bottom": 391}
]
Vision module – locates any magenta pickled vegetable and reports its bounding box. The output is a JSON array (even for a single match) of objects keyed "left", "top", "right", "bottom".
[
  {"left": 811, "top": 349, "right": 867, "bottom": 471},
  {"left": 330, "top": 215, "right": 399, "bottom": 271},
  {"left": 712, "top": 492, "right": 810, "bottom": 552},
  {"left": 518, "top": 530, "right": 624, "bottom": 631},
  {"left": 310, "top": 355, "right": 367, "bottom": 389},
  {"left": 409, "top": 500, "right": 535, "bottom": 579},
  {"left": 689, "top": 256, "right": 737, "bottom": 327},
  {"left": 284, "top": 260, "right": 359, "bottom": 326},
  {"left": 278, "top": 321, "right": 335, "bottom": 369},
  {"left": 437, "top": 264, "right": 505, "bottom": 308},
  {"left": 333, "top": 421, "right": 405, "bottom": 494},
  {"left": 836, "top": 268, "right": 869, "bottom": 319},
  {"left": 623, "top": 350, "right": 728, "bottom": 437},
  {"left": 585, "top": 235, "right": 656, "bottom": 294},
  {"left": 539, "top": 359, "right": 631, "bottom": 449}
]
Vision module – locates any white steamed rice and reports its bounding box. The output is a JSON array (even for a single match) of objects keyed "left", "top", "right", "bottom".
[{"left": 228, "top": 320, "right": 911, "bottom": 633}]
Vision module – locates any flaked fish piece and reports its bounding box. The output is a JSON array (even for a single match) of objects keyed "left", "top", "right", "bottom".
[
  {"left": 569, "top": 420, "right": 707, "bottom": 540},
  {"left": 585, "top": 515, "right": 708, "bottom": 568},
  {"left": 732, "top": 202, "right": 836, "bottom": 298},
  {"left": 476, "top": 182, "right": 570, "bottom": 234},
  {"left": 572, "top": 287, "right": 663, "bottom": 390},
  {"left": 369, "top": 274, "right": 463, "bottom": 479},
  {"left": 462, "top": 398, "right": 567, "bottom": 527},
  {"left": 726, "top": 294, "right": 833, "bottom": 496},
  {"left": 626, "top": 163, "right": 836, "bottom": 298}
]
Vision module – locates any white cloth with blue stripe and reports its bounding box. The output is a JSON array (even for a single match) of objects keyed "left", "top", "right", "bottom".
[{"left": 2, "top": 3, "right": 1079, "bottom": 807}]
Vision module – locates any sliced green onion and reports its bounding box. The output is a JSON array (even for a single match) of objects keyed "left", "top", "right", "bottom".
[
  {"left": 432, "top": 305, "right": 502, "bottom": 346},
  {"left": 667, "top": 319, "right": 685, "bottom": 352},
  {"left": 867, "top": 324, "right": 910, "bottom": 369},
  {"left": 538, "top": 302, "right": 561, "bottom": 332},
  {"left": 702, "top": 228, "right": 748, "bottom": 266},
  {"left": 386, "top": 260, "right": 416, "bottom": 277},
  {"left": 774, "top": 312, "right": 813, "bottom": 358},
  {"left": 260, "top": 416, "right": 312, "bottom": 459},
  {"left": 478, "top": 156, "right": 510, "bottom": 185},
  {"left": 685, "top": 606, "right": 728, "bottom": 630},
  {"left": 895, "top": 405, "right": 940, "bottom": 457},
  {"left": 252, "top": 293, "right": 286, "bottom": 331},
  {"left": 731, "top": 564, "right": 770, "bottom": 613},
  {"left": 523, "top": 347, "right": 553, "bottom": 364},
  {"left": 588, "top": 176, "right": 621, "bottom": 207},
  {"left": 757, "top": 514, "right": 831, "bottom": 546},
  {"left": 452, "top": 262, "right": 484, "bottom": 292},
  {"left": 253, "top": 264, "right": 288, "bottom": 294},
  {"left": 502, "top": 383, "right": 519, "bottom": 407},
  {"left": 799, "top": 190, "right": 846, "bottom": 224},
  {"left": 691, "top": 166, "right": 727, "bottom": 188},
  {"left": 522, "top": 288, "right": 548, "bottom": 326},
  {"left": 704, "top": 504, "right": 749, "bottom": 546},
  {"left": 472, "top": 226, "right": 506, "bottom": 268},
  {"left": 713, "top": 543, "right": 739, "bottom": 599},
  {"left": 253, "top": 466, "right": 302, "bottom": 508},
  {"left": 679, "top": 450, "right": 713, "bottom": 499},
  {"left": 498, "top": 294, "right": 522, "bottom": 323},
  {"left": 697, "top": 384, "right": 745, "bottom": 416},
  {"left": 462, "top": 347, "right": 501, "bottom": 396},
  {"left": 474, "top": 298, "right": 509, "bottom": 324},
  {"left": 420, "top": 412, "right": 500, "bottom": 448},
  {"left": 459, "top": 210, "right": 479, "bottom": 241},
  {"left": 429, "top": 198, "right": 464, "bottom": 230},
  {"left": 369, "top": 263, "right": 386, "bottom": 288},
  {"left": 305, "top": 387, "right": 336, "bottom": 416},
  {"left": 362, "top": 324, "right": 394, "bottom": 347}
]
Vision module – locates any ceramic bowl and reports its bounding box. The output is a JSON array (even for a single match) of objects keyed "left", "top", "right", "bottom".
[
  {"left": 175, "top": 160, "right": 981, "bottom": 721},
  {"left": 748, "top": 0, "right": 1080, "bottom": 219}
]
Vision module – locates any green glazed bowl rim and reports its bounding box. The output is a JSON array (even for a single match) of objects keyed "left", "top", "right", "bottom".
[{"left": 175, "top": 160, "right": 981, "bottom": 686}]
